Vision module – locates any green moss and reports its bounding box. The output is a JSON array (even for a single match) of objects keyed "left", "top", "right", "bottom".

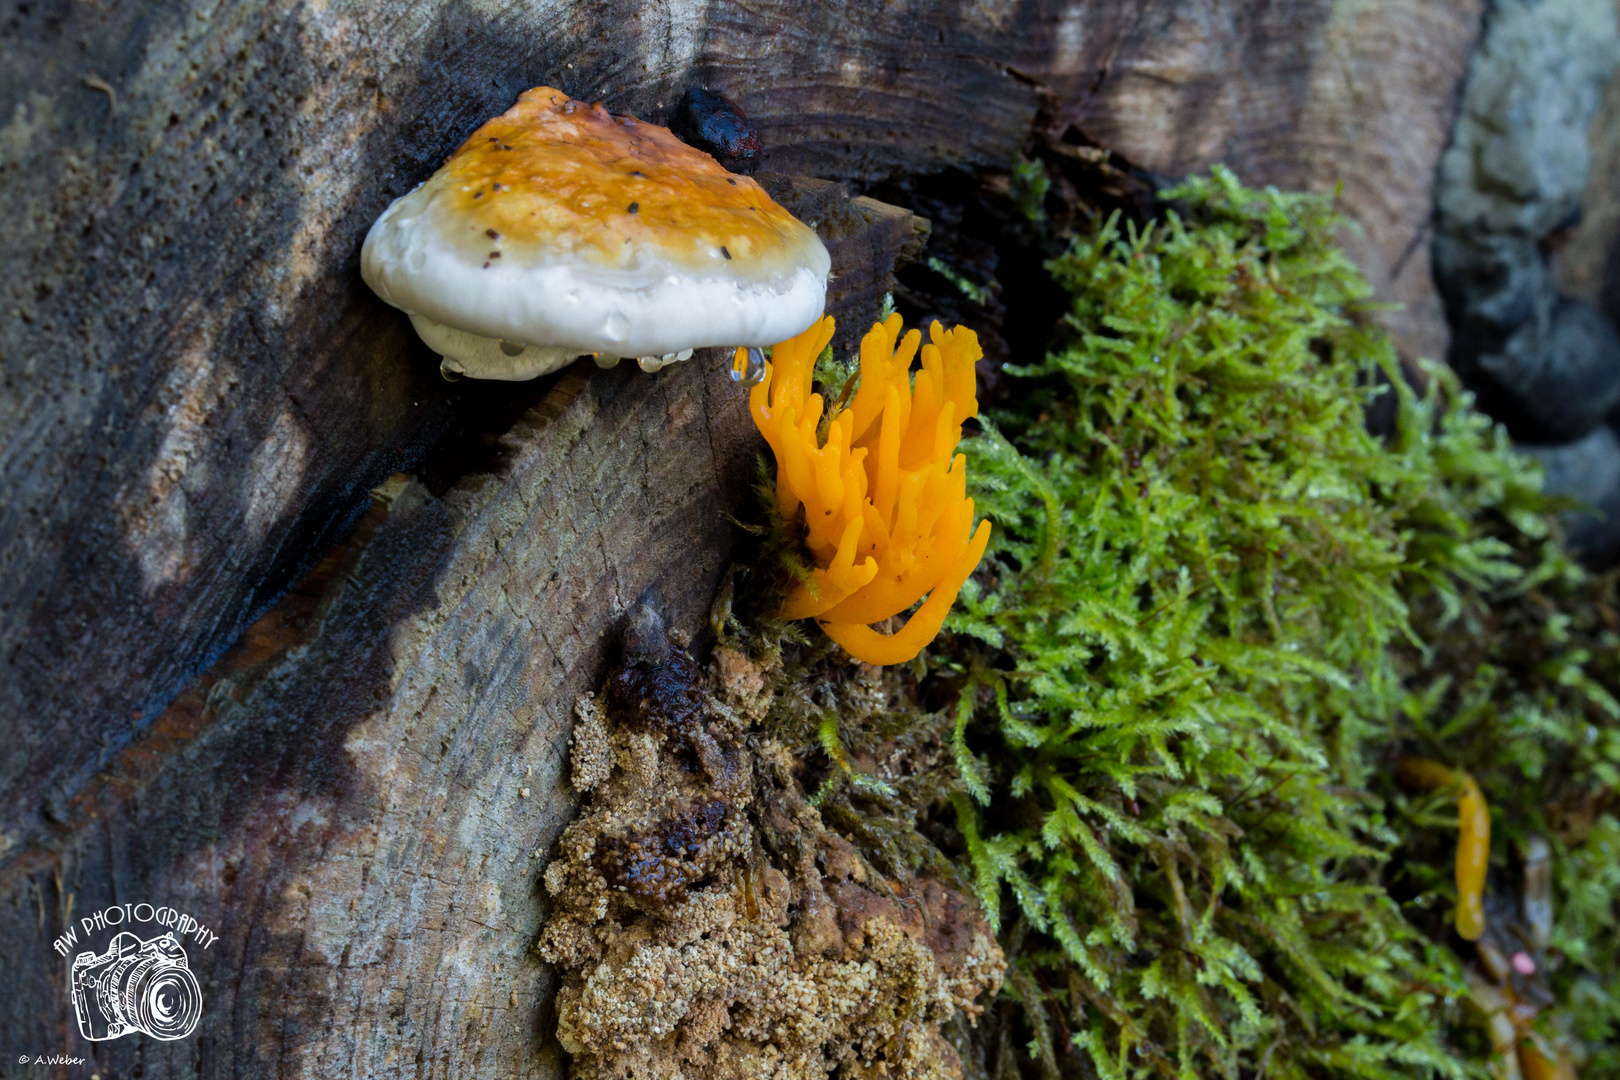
[
  {"left": 727, "top": 165, "right": 1620, "bottom": 1079},
  {"left": 932, "top": 167, "right": 1620, "bottom": 1077}
]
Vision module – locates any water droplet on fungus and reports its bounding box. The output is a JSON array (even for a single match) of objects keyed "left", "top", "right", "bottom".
[{"left": 730, "top": 346, "right": 767, "bottom": 387}]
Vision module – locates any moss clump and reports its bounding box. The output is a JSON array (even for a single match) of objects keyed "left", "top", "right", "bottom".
[
  {"left": 713, "top": 164, "right": 1620, "bottom": 1078},
  {"left": 922, "top": 166, "right": 1620, "bottom": 1077}
]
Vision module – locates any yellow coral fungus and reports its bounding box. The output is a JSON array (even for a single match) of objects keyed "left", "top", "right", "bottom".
[
  {"left": 1398, "top": 758, "right": 1491, "bottom": 941},
  {"left": 745, "top": 313, "right": 991, "bottom": 665},
  {"left": 1517, "top": 1032, "right": 1577, "bottom": 1080}
]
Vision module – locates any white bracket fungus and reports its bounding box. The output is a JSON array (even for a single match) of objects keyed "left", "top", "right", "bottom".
[{"left": 362, "top": 87, "right": 830, "bottom": 381}]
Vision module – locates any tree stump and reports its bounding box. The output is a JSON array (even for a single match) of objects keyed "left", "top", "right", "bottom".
[{"left": 0, "top": 2, "right": 1484, "bottom": 1075}]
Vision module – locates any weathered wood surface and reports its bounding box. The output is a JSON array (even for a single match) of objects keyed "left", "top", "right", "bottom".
[
  {"left": 0, "top": 355, "right": 756, "bottom": 1078},
  {"left": 0, "top": 165, "right": 916, "bottom": 1073},
  {"left": 1050, "top": 0, "right": 1485, "bottom": 365},
  {"left": 0, "top": 0, "right": 1486, "bottom": 1075}
]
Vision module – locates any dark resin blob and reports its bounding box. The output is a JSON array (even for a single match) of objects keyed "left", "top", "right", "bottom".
[{"left": 670, "top": 87, "right": 763, "bottom": 174}]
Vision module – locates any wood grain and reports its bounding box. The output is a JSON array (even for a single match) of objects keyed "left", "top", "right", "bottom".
[
  {"left": 1050, "top": 0, "right": 1485, "bottom": 364},
  {"left": 0, "top": 176, "right": 926, "bottom": 1075},
  {"left": 0, "top": 356, "right": 757, "bottom": 1078},
  {"left": 0, "top": 0, "right": 1481, "bottom": 859}
]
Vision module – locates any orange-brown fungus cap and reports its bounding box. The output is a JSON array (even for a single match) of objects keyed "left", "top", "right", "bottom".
[
  {"left": 439, "top": 88, "right": 813, "bottom": 273},
  {"left": 361, "top": 87, "right": 829, "bottom": 381}
]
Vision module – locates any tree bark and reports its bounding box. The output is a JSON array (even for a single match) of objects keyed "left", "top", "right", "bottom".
[
  {"left": 1, "top": 356, "right": 761, "bottom": 1079},
  {"left": 0, "top": 2, "right": 1483, "bottom": 1076}
]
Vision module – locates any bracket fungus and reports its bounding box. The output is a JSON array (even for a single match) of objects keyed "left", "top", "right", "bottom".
[
  {"left": 362, "top": 87, "right": 829, "bottom": 381},
  {"left": 748, "top": 314, "right": 992, "bottom": 665}
]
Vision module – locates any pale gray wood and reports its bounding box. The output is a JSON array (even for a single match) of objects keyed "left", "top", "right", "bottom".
[
  {"left": 1053, "top": 0, "right": 1485, "bottom": 365},
  {"left": 0, "top": 355, "right": 757, "bottom": 1078}
]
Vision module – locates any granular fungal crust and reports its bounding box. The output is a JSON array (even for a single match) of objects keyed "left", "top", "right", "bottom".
[
  {"left": 437, "top": 88, "right": 822, "bottom": 276},
  {"left": 539, "top": 615, "right": 1003, "bottom": 1080}
]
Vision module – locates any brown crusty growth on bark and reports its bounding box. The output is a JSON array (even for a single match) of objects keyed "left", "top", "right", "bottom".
[{"left": 539, "top": 605, "right": 1003, "bottom": 1080}]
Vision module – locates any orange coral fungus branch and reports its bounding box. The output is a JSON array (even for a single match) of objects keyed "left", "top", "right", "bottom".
[
  {"left": 743, "top": 314, "right": 991, "bottom": 665},
  {"left": 821, "top": 519, "right": 992, "bottom": 666},
  {"left": 1398, "top": 758, "right": 1491, "bottom": 941}
]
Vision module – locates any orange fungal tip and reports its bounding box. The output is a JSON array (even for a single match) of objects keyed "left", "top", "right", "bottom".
[
  {"left": 750, "top": 315, "right": 989, "bottom": 665},
  {"left": 1399, "top": 757, "right": 1491, "bottom": 942}
]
